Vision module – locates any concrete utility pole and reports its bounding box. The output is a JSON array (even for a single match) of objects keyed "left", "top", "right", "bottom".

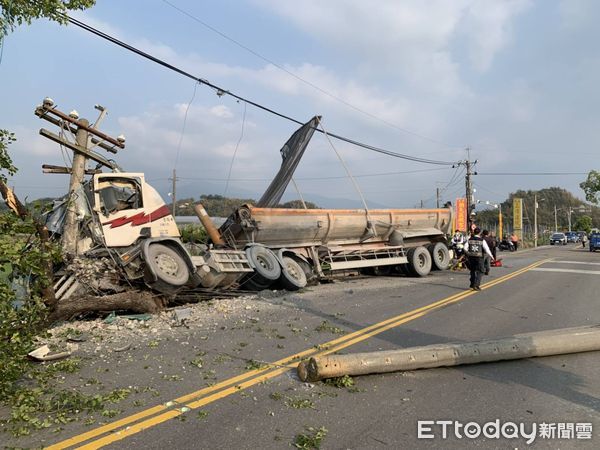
[
  {"left": 554, "top": 204, "right": 558, "bottom": 232},
  {"left": 62, "top": 119, "right": 89, "bottom": 255},
  {"left": 436, "top": 187, "right": 440, "bottom": 209},
  {"left": 297, "top": 325, "right": 600, "bottom": 382},
  {"left": 534, "top": 194, "right": 538, "bottom": 248},
  {"left": 170, "top": 168, "right": 178, "bottom": 217},
  {"left": 457, "top": 148, "right": 477, "bottom": 228},
  {"left": 35, "top": 99, "right": 126, "bottom": 257}
]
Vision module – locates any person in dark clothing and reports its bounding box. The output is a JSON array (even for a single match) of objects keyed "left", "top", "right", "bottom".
[
  {"left": 465, "top": 227, "right": 494, "bottom": 290},
  {"left": 482, "top": 229, "right": 496, "bottom": 275}
]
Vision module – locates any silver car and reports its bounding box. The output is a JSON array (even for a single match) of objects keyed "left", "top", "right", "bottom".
[{"left": 550, "top": 232, "right": 567, "bottom": 245}]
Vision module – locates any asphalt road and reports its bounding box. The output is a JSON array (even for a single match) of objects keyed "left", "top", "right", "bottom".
[{"left": 31, "top": 244, "right": 600, "bottom": 449}]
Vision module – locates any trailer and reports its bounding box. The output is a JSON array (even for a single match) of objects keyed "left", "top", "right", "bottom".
[{"left": 35, "top": 102, "right": 452, "bottom": 299}]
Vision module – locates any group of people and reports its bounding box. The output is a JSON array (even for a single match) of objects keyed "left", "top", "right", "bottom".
[{"left": 451, "top": 228, "right": 498, "bottom": 291}]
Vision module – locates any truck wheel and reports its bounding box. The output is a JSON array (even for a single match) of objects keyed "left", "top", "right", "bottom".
[
  {"left": 407, "top": 246, "right": 432, "bottom": 277},
  {"left": 240, "top": 274, "right": 272, "bottom": 291},
  {"left": 146, "top": 243, "right": 190, "bottom": 286},
  {"left": 279, "top": 256, "right": 307, "bottom": 291},
  {"left": 247, "top": 246, "right": 281, "bottom": 280},
  {"left": 429, "top": 242, "right": 450, "bottom": 270},
  {"left": 243, "top": 246, "right": 281, "bottom": 290}
]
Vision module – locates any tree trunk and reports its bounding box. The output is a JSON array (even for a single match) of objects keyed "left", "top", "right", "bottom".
[{"left": 48, "top": 290, "right": 166, "bottom": 322}]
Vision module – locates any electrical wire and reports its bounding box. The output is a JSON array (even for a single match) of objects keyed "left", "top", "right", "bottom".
[
  {"left": 174, "top": 81, "right": 199, "bottom": 169},
  {"left": 478, "top": 172, "right": 588, "bottom": 176},
  {"left": 65, "top": 15, "right": 458, "bottom": 166},
  {"left": 223, "top": 101, "right": 247, "bottom": 195},
  {"left": 159, "top": 0, "right": 453, "bottom": 148},
  {"left": 173, "top": 166, "right": 450, "bottom": 182}
]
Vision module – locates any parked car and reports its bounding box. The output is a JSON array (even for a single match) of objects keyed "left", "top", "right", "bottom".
[
  {"left": 565, "top": 231, "right": 580, "bottom": 243},
  {"left": 590, "top": 232, "right": 600, "bottom": 252},
  {"left": 550, "top": 232, "right": 567, "bottom": 245}
]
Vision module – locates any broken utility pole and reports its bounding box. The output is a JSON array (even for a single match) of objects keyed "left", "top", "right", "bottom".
[
  {"left": 61, "top": 119, "right": 89, "bottom": 255},
  {"left": 297, "top": 325, "right": 600, "bottom": 382},
  {"left": 35, "top": 99, "right": 126, "bottom": 257}
]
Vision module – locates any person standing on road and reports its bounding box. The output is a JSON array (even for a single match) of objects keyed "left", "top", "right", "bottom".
[
  {"left": 510, "top": 232, "right": 519, "bottom": 251},
  {"left": 482, "top": 230, "right": 495, "bottom": 275},
  {"left": 465, "top": 227, "right": 494, "bottom": 291},
  {"left": 582, "top": 233, "right": 588, "bottom": 248}
]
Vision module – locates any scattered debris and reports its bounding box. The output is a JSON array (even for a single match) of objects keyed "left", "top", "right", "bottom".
[
  {"left": 28, "top": 344, "right": 77, "bottom": 362},
  {"left": 293, "top": 426, "right": 328, "bottom": 449}
]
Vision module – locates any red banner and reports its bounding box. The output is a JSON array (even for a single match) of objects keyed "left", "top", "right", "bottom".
[{"left": 455, "top": 198, "right": 467, "bottom": 232}]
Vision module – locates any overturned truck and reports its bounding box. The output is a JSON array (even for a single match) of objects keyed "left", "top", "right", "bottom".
[{"left": 37, "top": 105, "right": 451, "bottom": 299}]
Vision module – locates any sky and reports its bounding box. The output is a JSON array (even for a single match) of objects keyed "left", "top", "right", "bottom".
[{"left": 1, "top": 0, "right": 598, "bottom": 210}]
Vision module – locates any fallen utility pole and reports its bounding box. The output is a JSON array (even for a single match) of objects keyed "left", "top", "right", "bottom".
[{"left": 297, "top": 325, "right": 600, "bottom": 382}]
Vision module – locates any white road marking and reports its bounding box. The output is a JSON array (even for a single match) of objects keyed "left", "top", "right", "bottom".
[
  {"left": 532, "top": 268, "right": 600, "bottom": 275},
  {"left": 550, "top": 260, "right": 600, "bottom": 266}
]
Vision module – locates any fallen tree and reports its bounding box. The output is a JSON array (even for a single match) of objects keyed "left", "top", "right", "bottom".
[{"left": 48, "top": 290, "right": 167, "bottom": 322}]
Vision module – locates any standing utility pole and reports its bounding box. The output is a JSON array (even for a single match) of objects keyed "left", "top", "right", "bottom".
[
  {"left": 456, "top": 148, "right": 477, "bottom": 230},
  {"left": 436, "top": 187, "right": 440, "bottom": 209},
  {"left": 170, "top": 169, "right": 178, "bottom": 217},
  {"left": 554, "top": 205, "right": 558, "bottom": 232},
  {"left": 534, "top": 194, "right": 538, "bottom": 248}
]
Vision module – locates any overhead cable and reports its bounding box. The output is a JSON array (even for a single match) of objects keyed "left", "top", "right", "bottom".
[
  {"left": 66, "top": 15, "right": 457, "bottom": 166},
  {"left": 160, "top": 0, "right": 453, "bottom": 148}
]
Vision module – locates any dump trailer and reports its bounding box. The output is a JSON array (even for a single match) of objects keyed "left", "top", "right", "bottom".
[
  {"left": 218, "top": 204, "right": 452, "bottom": 290},
  {"left": 37, "top": 103, "right": 451, "bottom": 298}
]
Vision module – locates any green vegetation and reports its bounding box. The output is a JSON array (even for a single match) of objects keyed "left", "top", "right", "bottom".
[
  {"left": 574, "top": 215, "right": 593, "bottom": 234},
  {"left": 475, "top": 187, "right": 598, "bottom": 236},
  {"left": 580, "top": 170, "right": 600, "bottom": 204},
  {"left": 315, "top": 320, "right": 345, "bottom": 335},
  {"left": 323, "top": 375, "right": 355, "bottom": 388},
  {"left": 0, "top": 0, "right": 96, "bottom": 33},
  {"left": 173, "top": 194, "right": 319, "bottom": 217},
  {"left": 178, "top": 224, "right": 208, "bottom": 244},
  {"left": 293, "top": 426, "right": 328, "bottom": 449}
]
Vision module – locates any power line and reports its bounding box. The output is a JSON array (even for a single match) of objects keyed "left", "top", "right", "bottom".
[
  {"left": 159, "top": 0, "right": 453, "bottom": 148},
  {"left": 65, "top": 15, "right": 457, "bottom": 166},
  {"left": 174, "top": 167, "right": 450, "bottom": 182},
  {"left": 478, "top": 172, "right": 588, "bottom": 176}
]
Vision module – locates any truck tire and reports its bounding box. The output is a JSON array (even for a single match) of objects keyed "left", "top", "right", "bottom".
[
  {"left": 407, "top": 246, "right": 432, "bottom": 277},
  {"left": 243, "top": 246, "right": 281, "bottom": 290},
  {"left": 241, "top": 274, "right": 272, "bottom": 291},
  {"left": 279, "top": 256, "right": 307, "bottom": 291},
  {"left": 429, "top": 242, "right": 450, "bottom": 271},
  {"left": 146, "top": 243, "right": 190, "bottom": 286}
]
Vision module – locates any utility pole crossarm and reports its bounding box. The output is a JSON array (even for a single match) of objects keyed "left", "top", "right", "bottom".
[
  {"left": 35, "top": 106, "right": 125, "bottom": 150},
  {"left": 39, "top": 129, "right": 120, "bottom": 171}
]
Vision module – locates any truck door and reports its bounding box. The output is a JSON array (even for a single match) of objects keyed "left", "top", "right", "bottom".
[{"left": 94, "top": 175, "right": 157, "bottom": 247}]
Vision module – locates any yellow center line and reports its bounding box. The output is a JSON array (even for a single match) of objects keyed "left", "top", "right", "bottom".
[{"left": 48, "top": 258, "right": 551, "bottom": 449}]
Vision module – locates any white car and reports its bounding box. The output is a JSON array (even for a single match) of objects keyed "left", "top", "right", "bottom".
[{"left": 550, "top": 233, "right": 567, "bottom": 245}]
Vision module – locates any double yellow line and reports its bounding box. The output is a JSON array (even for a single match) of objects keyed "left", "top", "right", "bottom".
[{"left": 49, "top": 258, "right": 550, "bottom": 449}]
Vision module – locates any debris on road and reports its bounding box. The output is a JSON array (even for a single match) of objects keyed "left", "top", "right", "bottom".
[
  {"left": 28, "top": 343, "right": 78, "bottom": 362},
  {"left": 297, "top": 325, "right": 600, "bottom": 382}
]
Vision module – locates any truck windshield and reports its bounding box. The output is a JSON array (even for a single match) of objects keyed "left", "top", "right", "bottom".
[{"left": 97, "top": 178, "right": 142, "bottom": 215}]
